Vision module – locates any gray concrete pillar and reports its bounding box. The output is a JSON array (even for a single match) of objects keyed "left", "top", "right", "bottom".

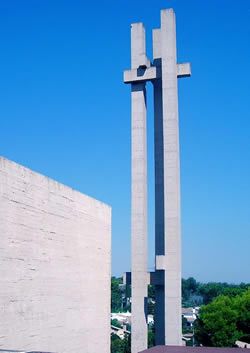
[
  {"left": 131, "top": 23, "right": 148, "bottom": 353},
  {"left": 161, "top": 9, "right": 182, "bottom": 345},
  {"left": 131, "top": 82, "right": 148, "bottom": 353}
]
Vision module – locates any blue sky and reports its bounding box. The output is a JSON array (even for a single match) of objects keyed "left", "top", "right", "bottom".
[{"left": 0, "top": 0, "right": 249, "bottom": 283}]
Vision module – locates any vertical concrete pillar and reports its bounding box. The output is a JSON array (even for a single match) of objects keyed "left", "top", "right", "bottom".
[
  {"left": 131, "top": 23, "right": 148, "bottom": 353},
  {"left": 153, "top": 28, "right": 165, "bottom": 346},
  {"left": 161, "top": 9, "right": 182, "bottom": 345}
]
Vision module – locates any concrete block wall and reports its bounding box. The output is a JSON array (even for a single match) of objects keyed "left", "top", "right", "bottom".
[{"left": 0, "top": 156, "right": 111, "bottom": 353}]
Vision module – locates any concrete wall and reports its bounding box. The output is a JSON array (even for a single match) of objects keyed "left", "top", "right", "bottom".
[{"left": 0, "top": 156, "right": 111, "bottom": 353}]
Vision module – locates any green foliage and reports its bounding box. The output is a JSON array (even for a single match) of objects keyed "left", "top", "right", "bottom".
[
  {"left": 197, "top": 282, "right": 249, "bottom": 305},
  {"left": 197, "top": 283, "right": 230, "bottom": 305},
  {"left": 111, "top": 333, "right": 130, "bottom": 353},
  {"left": 182, "top": 277, "right": 201, "bottom": 307},
  {"left": 184, "top": 277, "right": 198, "bottom": 293},
  {"left": 111, "top": 319, "right": 122, "bottom": 328},
  {"left": 235, "top": 289, "right": 250, "bottom": 335},
  {"left": 195, "top": 289, "right": 250, "bottom": 347},
  {"left": 182, "top": 278, "right": 250, "bottom": 306},
  {"left": 111, "top": 276, "right": 123, "bottom": 312},
  {"left": 222, "top": 286, "right": 247, "bottom": 298},
  {"left": 148, "top": 300, "right": 155, "bottom": 315},
  {"left": 123, "top": 333, "right": 131, "bottom": 353},
  {"left": 111, "top": 334, "right": 124, "bottom": 353},
  {"left": 148, "top": 285, "right": 155, "bottom": 301},
  {"left": 111, "top": 276, "right": 131, "bottom": 312},
  {"left": 148, "top": 328, "right": 155, "bottom": 348}
]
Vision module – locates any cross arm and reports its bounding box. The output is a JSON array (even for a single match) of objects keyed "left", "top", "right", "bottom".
[
  {"left": 123, "top": 66, "right": 157, "bottom": 84},
  {"left": 124, "top": 62, "right": 191, "bottom": 84},
  {"left": 177, "top": 62, "right": 191, "bottom": 78}
]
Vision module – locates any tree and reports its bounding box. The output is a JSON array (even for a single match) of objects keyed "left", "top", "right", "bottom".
[
  {"left": 182, "top": 277, "right": 201, "bottom": 307},
  {"left": 111, "top": 333, "right": 131, "bottom": 353},
  {"left": 235, "top": 289, "right": 250, "bottom": 335},
  {"left": 111, "top": 277, "right": 123, "bottom": 312},
  {"left": 111, "top": 319, "right": 122, "bottom": 328},
  {"left": 148, "top": 328, "right": 155, "bottom": 348},
  {"left": 148, "top": 285, "right": 155, "bottom": 301},
  {"left": 111, "top": 334, "right": 124, "bottom": 353},
  {"left": 195, "top": 289, "right": 250, "bottom": 347},
  {"left": 123, "top": 333, "right": 131, "bottom": 353},
  {"left": 186, "top": 277, "right": 198, "bottom": 292},
  {"left": 197, "top": 282, "right": 226, "bottom": 305},
  {"left": 197, "top": 282, "right": 250, "bottom": 305}
]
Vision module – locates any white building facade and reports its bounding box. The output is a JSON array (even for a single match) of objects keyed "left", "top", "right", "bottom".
[{"left": 0, "top": 157, "right": 111, "bottom": 353}]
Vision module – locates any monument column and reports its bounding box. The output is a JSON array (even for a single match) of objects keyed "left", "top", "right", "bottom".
[
  {"left": 161, "top": 9, "right": 182, "bottom": 345},
  {"left": 124, "top": 8, "right": 191, "bottom": 349},
  {"left": 130, "top": 23, "right": 148, "bottom": 353}
]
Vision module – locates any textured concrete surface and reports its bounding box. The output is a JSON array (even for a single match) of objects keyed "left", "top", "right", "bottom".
[
  {"left": 160, "top": 9, "right": 182, "bottom": 345},
  {"left": 0, "top": 350, "right": 54, "bottom": 353},
  {"left": 130, "top": 23, "right": 148, "bottom": 353},
  {"left": 0, "top": 157, "right": 111, "bottom": 353}
]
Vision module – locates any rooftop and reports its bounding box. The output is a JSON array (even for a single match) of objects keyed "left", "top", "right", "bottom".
[{"left": 140, "top": 346, "right": 248, "bottom": 353}]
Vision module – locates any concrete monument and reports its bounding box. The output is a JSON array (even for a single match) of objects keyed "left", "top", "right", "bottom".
[{"left": 124, "top": 9, "right": 191, "bottom": 353}]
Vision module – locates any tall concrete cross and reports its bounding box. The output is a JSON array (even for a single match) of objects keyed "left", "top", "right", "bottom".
[{"left": 124, "top": 9, "right": 191, "bottom": 353}]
